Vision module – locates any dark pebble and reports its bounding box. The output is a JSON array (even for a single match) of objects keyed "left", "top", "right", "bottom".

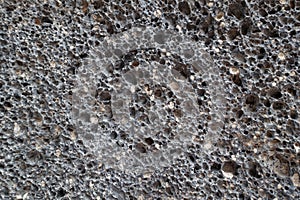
[
  {"left": 178, "top": 1, "right": 191, "bottom": 15},
  {"left": 228, "top": 3, "right": 245, "bottom": 20}
]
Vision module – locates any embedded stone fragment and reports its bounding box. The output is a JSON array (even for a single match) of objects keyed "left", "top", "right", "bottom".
[
  {"left": 273, "top": 158, "right": 290, "bottom": 177},
  {"left": 268, "top": 87, "right": 282, "bottom": 99},
  {"left": 178, "top": 1, "right": 191, "bottom": 15},
  {"left": 222, "top": 160, "right": 238, "bottom": 178},
  {"left": 228, "top": 2, "right": 245, "bottom": 19},
  {"left": 245, "top": 94, "right": 259, "bottom": 111},
  {"left": 291, "top": 173, "right": 300, "bottom": 187}
]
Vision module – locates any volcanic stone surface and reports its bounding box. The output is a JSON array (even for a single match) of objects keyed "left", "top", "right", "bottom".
[{"left": 0, "top": 0, "right": 299, "bottom": 199}]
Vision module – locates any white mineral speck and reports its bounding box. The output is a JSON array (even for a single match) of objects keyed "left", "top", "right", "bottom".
[
  {"left": 143, "top": 172, "right": 152, "bottom": 179},
  {"left": 290, "top": 71, "right": 296, "bottom": 76},
  {"left": 90, "top": 117, "right": 98, "bottom": 124},
  {"left": 278, "top": 52, "right": 286, "bottom": 60},
  {"left": 168, "top": 102, "right": 174, "bottom": 109},
  {"left": 130, "top": 85, "right": 135, "bottom": 93},
  {"left": 55, "top": 149, "right": 61, "bottom": 157},
  {"left": 229, "top": 67, "right": 240, "bottom": 75},
  {"left": 154, "top": 10, "right": 162, "bottom": 18},
  {"left": 23, "top": 193, "right": 28, "bottom": 199},
  {"left": 176, "top": 25, "right": 182, "bottom": 32},
  {"left": 150, "top": 95, "right": 155, "bottom": 101},
  {"left": 14, "top": 123, "right": 20, "bottom": 133},
  {"left": 50, "top": 61, "right": 56, "bottom": 68},
  {"left": 231, "top": 155, "right": 236, "bottom": 161},
  {"left": 222, "top": 171, "right": 234, "bottom": 179},
  {"left": 89, "top": 181, "right": 94, "bottom": 189},
  {"left": 137, "top": 196, "right": 144, "bottom": 200},
  {"left": 207, "top": 2, "right": 214, "bottom": 7},
  {"left": 279, "top": 0, "right": 286, "bottom": 4}
]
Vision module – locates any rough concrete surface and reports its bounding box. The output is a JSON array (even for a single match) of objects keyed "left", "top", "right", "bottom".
[{"left": 0, "top": 0, "right": 299, "bottom": 199}]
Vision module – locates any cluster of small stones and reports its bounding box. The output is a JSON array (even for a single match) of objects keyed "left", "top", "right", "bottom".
[{"left": 0, "top": 0, "right": 299, "bottom": 199}]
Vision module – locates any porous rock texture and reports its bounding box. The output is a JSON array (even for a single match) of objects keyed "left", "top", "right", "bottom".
[{"left": 0, "top": 0, "right": 299, "bottom": 199}]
